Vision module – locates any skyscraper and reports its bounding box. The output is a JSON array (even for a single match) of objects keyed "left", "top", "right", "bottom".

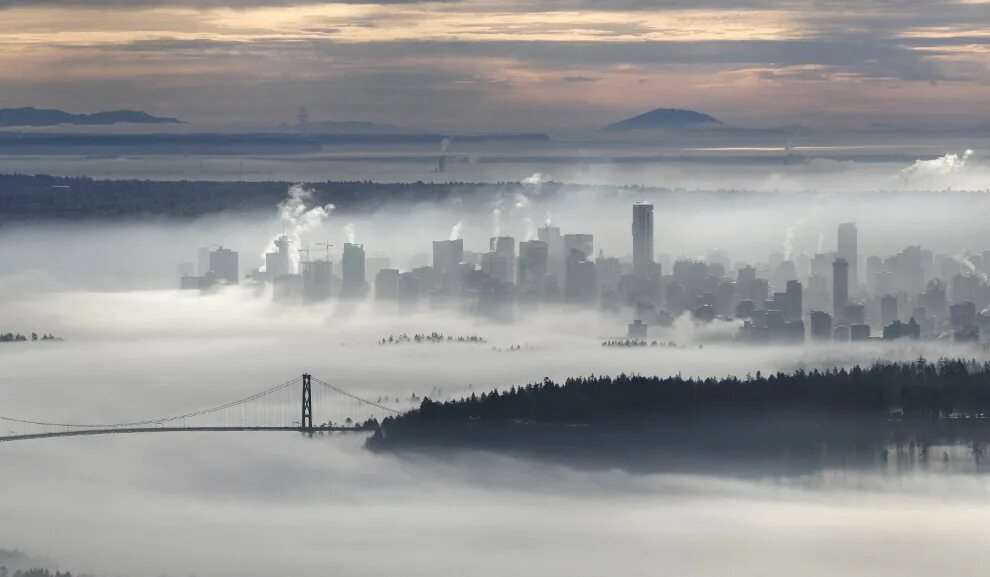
[
  {"left": 265, "top": 235, "right": 291, "bottom": 278},
  {"left": 209, "top": 246, "right": 239, "bottom": 285},
  {"left": 517, "top": 240, "right": 549, "bottom": 288},
  {"left": 341, "top": 243, "right": 366, "bottom": 297},
  {"left": 563, "top": 234, "right": 593, "bottom": 261},
  {"left": 837, "top": 222, "right": 858, "bottom": 289},
  {"left": 632, "top": 202, "right": 654, "bottom": 276},
  {"left": 489, "top": 236, "right": 516, "bottom": 284},
  {"left": 832, "top": 257, "right": 849, "bottom": 321},
  {"left": 432, "top": 239, "right": 464, "bottom": 277}
]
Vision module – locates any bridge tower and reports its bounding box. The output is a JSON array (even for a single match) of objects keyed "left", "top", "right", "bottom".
[{"left": 301, "top": 373, "right": 313, "bottom": 431}]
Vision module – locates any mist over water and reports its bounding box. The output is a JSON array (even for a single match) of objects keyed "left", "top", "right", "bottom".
[{"left": 4, "top": 149, "right": 990, "bottom": 577}]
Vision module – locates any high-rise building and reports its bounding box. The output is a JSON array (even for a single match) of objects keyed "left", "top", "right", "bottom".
[
  {"left": 197, "top": 247, "right": 212, "bottom": 277},
  {"left": 632, "top": 202, "right": 654, "bottom": 276},
  {"left": 880, "top": 295, "right": 898, "bottom": 326},
  {"left": 785, "top": 279, "right": 802, "bottom": 322},
  {"left": 302, "top": 259, "right": 332, "bottom": 302},
  {"left": 265, "top": 235, "right": 292, "bottom": 278},
  {"left": 341, "top": 243, "right": 366, "bottom": 297},
  {"left": 374, "top": 268, "right": 399, "bottom": 301},
  {"left": 209, "top": 247, "right": 239, "bottom": 285},
  {"left": 810, "top": 310, "right": 832, "bottom": 340},
  {"left": 833, "top": 257, "right": 849, "bottom": 321},
  {"left": 517, "top": 240, "right": 549, "bottom": 288},
  {"left": 489, "top": 236, "right": 516, "bottom": 284},
  {"left": 563, "top": 234, "right": 593, "bottom": 261},
  {"left": 838, "top": 222, "right": 858, "bottom": 289},
  {"left": 397, "top": 273, "right": 421, "bottom": 313},
  {"left": 432, "top": 239, "right": 464, "bottom": 277}
]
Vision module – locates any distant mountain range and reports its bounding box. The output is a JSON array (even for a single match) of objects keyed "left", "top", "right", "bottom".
[
  {"left": 0, "top": 107, "right": 182, "bottom": 127},
  {"left": 603, "top": 107, "right": 812, "bottom": 135}
]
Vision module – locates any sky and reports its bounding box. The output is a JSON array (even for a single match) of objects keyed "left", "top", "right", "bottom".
[{"left": 0, "top": 0, "right": 988, "bottom": 132}]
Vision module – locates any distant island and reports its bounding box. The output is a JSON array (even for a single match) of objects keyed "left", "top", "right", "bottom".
[
  {"left": 368, "top": 359, "right": 990, "bottom": 471},
  {"left": 603, "top": 108, "right": 727, "bottom": 132},
  {"left": 602, "top": 107, "right": 812, "bottom": 136},
  {"left": 0, "top": 107, "right": 182, "bottom": 127}
]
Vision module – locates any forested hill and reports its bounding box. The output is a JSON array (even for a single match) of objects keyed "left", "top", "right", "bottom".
[
  {"left": 0, "top": 175, "right": 530, "bottom": 221},
  {"left": 0, "top": 174, "right": 743, "bottom": 222},
  {"left": 367, "top": 359, "right": 990, "bottom": 455}
]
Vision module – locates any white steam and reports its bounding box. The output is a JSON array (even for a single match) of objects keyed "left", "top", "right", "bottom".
[
  {"left": 900, "top": 150, "right": 975, "bottom": 183},
  {"left": 492, "top": 208, "right": 502, "bottom": 238},
  {"left": 522, "top": 172, "right": 549, "bottom": 185},
  {"left": 449, "top": 221, "right": 464, "bottom": 241},
  {"left": 262, "top": 184, "right": 335, "bottom": 272},
  {"left": 344, "top": 223, "right": 357, "bottom": 244}
]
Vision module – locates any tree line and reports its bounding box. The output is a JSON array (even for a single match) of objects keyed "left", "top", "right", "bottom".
[{"left": 370, "top": 359, "right": 990, "bottom": 447}]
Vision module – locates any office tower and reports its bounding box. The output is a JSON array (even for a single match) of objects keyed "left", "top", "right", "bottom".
[
  {"left": 595, "top": 252, "right": 622, "bottom": 293},
  {"left": 809, "top": 311, "right": 832, "bottom": 340},
  {"left": 209, "top": 247, "right": 239, "bottom": 285},
  {"left": 785, "top": 280, "right": 802, "bottom": 322},
  {"left": 302, "top": 259, "right": 332, "bottom": 302},
  {"left": 538, "top": 225, "right": 562, "bottom": 256},
  {"left": 632, "top": 202, "right": 654, "bottom": 276},
  {"left": 197, "top": 247, "right": 212, "bottom": 277},
  {"left": 397, "top": 273, "right": 421, "bottom": 312},
  {"left": 832, "top": 258, "right": 849, "bottom": 321},
  {"left": 951, "top": 273, "right": 980, "bottom": 305},
  {"left": 850, "top": 324, "right": 870, "bottom": 341},
  {"left": 489, "top": 236, "right": 516, "bottom": 284},
  {"left": 880, "top": 295, "right": 898, "bottom": 326},
  {"left": 565, "top": 248, "right": 597, "bottom": 303},
  {"left": 920, "top": 279, "right": 947, "bottom": 320},
  {"left": 341, "top": 243, "right": 366, "bottom": 297},
  {"left": 432, "top": 239, "right": 464, "bottom": 277},
  {"left": 266, "top": 235, "right": 292, "bottom": 278},
  {"left": 374, "top": 268, "right": 400, "bottom": 301},
  {"left": 563, "top": 234, "right": 593, "bottom": 262},
  {"left": 838, "top": 222, "right": 858, "bottom": 289},
  {"left": 950, "top": 301, "right": 977, "bottom": 329},
  {"left": 518, "top": 240, "right": 549, "bottom": 289}
]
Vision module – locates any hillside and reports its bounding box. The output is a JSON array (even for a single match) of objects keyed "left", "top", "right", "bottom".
[
  {"left": 0, "top": 107, "right": 181, "bottom": 127},
  {"left": 603, "top": 108, "right": 727, "bottom": 132}
]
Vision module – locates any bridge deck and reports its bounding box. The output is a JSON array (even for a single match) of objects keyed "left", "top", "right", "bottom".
[{"left": 0, "top": 426, "right": 369, "bottom": 442}]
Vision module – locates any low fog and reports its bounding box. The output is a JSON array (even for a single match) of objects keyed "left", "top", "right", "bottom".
[{"left": 4, "top": 151, "right": 990, "bottom": 577}]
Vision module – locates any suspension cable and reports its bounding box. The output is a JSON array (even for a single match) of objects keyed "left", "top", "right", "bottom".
[
  {"left": 311, "top": 377, "right": 401, "bottom": 414},
  {"left": 0, "top": 375, "right": 303, "bottom": 429}
]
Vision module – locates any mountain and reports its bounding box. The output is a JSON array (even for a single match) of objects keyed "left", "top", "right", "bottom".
[
  {"left": 603, "top": 108, "right": 727, "bottom": 132},
  {"left": 0, "top": 107, "right": 182, "bottom": 127}
]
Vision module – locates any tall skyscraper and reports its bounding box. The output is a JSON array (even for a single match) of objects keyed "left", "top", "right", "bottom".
[
  {"left": 517, "top": 240, "right": 549, "bottom": 288},
  {"left": 632, "top": 202, "right": 654, "bottom": 276},
  {"left": 265, "top": 235, "right": 291, "bottom": 278},
  {"left": 489, "top": 236, "right": 516, "bottom": 284},
  {"left": 832, "top": 257, "right": 849, "bottom": 321},
  {"left": 432, "top": 239, "right": 464, "bottom": 277},
  {"left": 837, "top": 222, "right": 858, "bottom": 289},
  {"left": 341, "top": 243, "right": 366, "bottom": 297},
  {"left": 209, "top": 246, "right": 239, "bottom": 285}
]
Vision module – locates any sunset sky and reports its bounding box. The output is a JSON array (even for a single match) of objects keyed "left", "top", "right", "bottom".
[{"left": 2, "top": 0, "right": 989, "bottom": 131}]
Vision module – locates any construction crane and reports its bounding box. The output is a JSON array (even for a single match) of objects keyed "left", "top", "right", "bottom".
[{"left": 316, "top": 242, "right": 334, "bottom": 261}]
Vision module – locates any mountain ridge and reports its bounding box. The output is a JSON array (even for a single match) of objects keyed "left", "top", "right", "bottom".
[{"left": 0, "top": 107, "right": 182, "bottom": 127}]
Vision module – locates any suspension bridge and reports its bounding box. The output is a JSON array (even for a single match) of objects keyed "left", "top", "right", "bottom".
[{"left": 0, "top": 374, "right": 401, "bottom": 442}]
